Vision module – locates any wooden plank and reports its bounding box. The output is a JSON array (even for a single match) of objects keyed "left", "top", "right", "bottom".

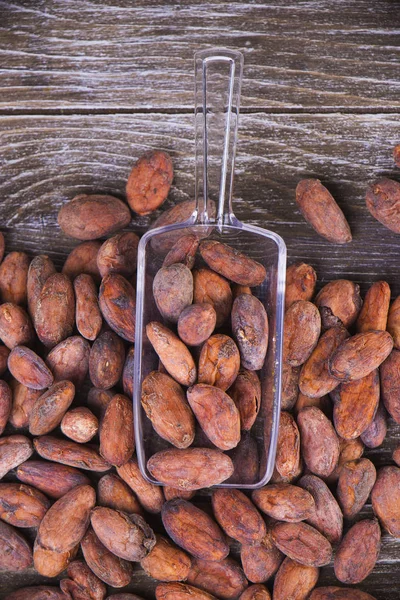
[
  {"left": 1, "top": 112, "right": 400, "bottom": 598},
  {"left": 1, "top": 0, "right": 400, "bottom": 111}
]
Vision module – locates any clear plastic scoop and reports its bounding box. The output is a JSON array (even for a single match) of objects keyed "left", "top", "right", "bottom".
[{"left": 134, "top": 48, "right": 286, "bottom": 489}]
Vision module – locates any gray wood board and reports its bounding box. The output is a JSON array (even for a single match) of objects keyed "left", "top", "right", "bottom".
[
  {"left": 1, "top": 0, "right": 400, "bottom": 111},
  {"left": 1, "top": 111, "right": 400, "bottom": 597}
]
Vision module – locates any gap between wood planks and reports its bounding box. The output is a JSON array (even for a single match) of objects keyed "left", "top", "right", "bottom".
[{"left": 1, "top": 106, "right": 400, "bottom": 116}]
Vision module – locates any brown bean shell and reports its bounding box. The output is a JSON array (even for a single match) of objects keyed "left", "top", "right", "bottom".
[
  {"left": 0, "top": 520, "right": 32, "bottom": 571},
  {"left": 283, "top": 300, "right": 321, "bottom": 367},
  {"left": 89, "top": 331, "right": 125, "bottom": 389},
  {"left": 62, "top": 241, "right": 102, "bottom": 282},
  {"left": 126, "top": 150, "right": 173, "bottom": 215},
  {"left": 148, "top": 447, "right": 234, "bottom": 491},
  {"left": 299, "top": 326, "right": 349, "bottom": 398},
  {"left": 371, "top": 465, "right": 400, "bottom": 537},
  {"left": 117, "top": 458, "right": 165, "bottom": 513},
  {"left": 99, "top": 273, "right": 136, "bottom": 342},
  {"left": 60, "top": 559, "right": 106, "bottom": 600},
  {"left": 298, "top": 474, "right": 343, "bottom": 544},
  {"left": 163, "top": 234, "right": 199, "bottom": 270},
  {"left": 357, "top": 281, "right": 390, "bottom": 333},
  {"left": 0, "top": 252, "right": 30, "bottom": 305},
  {"left": 97, "top": 232, "right": 139, "bottom": 278},
  {"left": 275, "top": 412, "right": 300, "bottom": 480},
  {"left": 99, "top": 394, "right": 134, "bottom": 466},
  {"left": 34, "top": 273, "right": 75, "bottom": 348},
  {"left": 0, "top": 482, "right": 50, "bottom": 528},
  {"left": 240, "top": 533, "right": 283, "bottom": 583},
  {"left": 187, "top": 384, "right": 240, "bottom": 451},
  {"left": 273, "top": 557, "right": 319, "bottom": 600},
  {"left": 309, "top": 588, "right": 377, "bottom": 600},
  {"left": 9, "top": 379, "right": 39, "bottom": 430},
  {"left": 140, "top": 534, "right": 191, "bottom": 582},
  {"left": 33, "top": 436, "right": 111, "bottom": 472},
  {"left": 285, "top": 262, "right": 317, "bottom": 311},
  {"left": 153, "top": 263, "right": 193, "bottom": 323},
  {"left": 365, "top": 177, "right": 400, "bottom": 233},
  {"left": 155, "top": 583, "right": 217, "bottom": 600},
  {"left": 198, "top": 334, "right": 240, "bottom": 391},
  {"left": 162, "top": 498, "right": 229, "bottom": 561},
  {"left": 239, "top": 585, "right": 271, "bottom": 600},
  {"left": 0, "top": 435, "right": 33, "bottom": 479},
  {"left": 329, "top": 331, "right": 393, "bottom": 382},
  {"left": 0, "top": 303, "right": 34, "bottom": 349},
  {"left": 0, "top": 379, "right": 12, "bottom": 434},
  {"left": 315, "top": 280, "right": 362, "bottom": 329},
  {"left": 58, "top": 194, "right": 131, "bottom": 240},
  {"left": 187, "top": 557, "right": 248, "bottom": 600},
  {"left": 91, "top": 506, "right": 156, "bottom": 561},
  {"left": 297, "top": 407, "right": 339, "bottom": 477},
  {"left": 334, "top": 519, "right": 380, "bottom": 584},
  {"left": 193, "top": 268, "right": 232, "bottom": 328},
  {"left": 333, "top": 369, "right": 380, "bottom": 439},
  {"left": 381, "top": 348, "right": 400, "bottom": 423},
  {"left": 81, "top": 527, "right": 133, "bottom": 587},
  {"left": 200, "top": 240, "right": 266, "bottom": 287},
  {"left": 142, "top": 371, "right": 195, "bottom": 449},
  {"left": 17, "top": 459, "right": 90, "bottom": 499},
  {"left": 146, "top": 321, "right": 196, "bottom": 386},
  {"left": 231, "top": 294, "right": 269, "bottom": 370},
  {"left": 74, "top": 274, "right": 103, "bottom": 341},
  {"left": 228, "top": 369, "right": 261, "bottom": 431},
  {"left": 8, "top": 345, "right": 54, "bottom": 390},
  {"left": 360, "top": 402, "right": 387, "bottom": 448},
  {"left": 29, "top": 380, "right": 75, "bottom": 436},
  {"left": 37, "top": 484, "right": 95, "bottom": 553},
  {"left": 178, "top": 303, "right": 217, "bottom": 346},
  {"left": 27, "top": 255, "right": 57, "bottom": 320},
  {"left": 295, "top": 179, "right": 352, "bottom": 244},
  {"left": 46, "top": 336, "right": 90, "bottom": 387},
  {"left": 61, "top": 407, "right": 99, "bottom": 443},
  {"left": 337, "top": 458, "right": 376, "bottom": 520},
  {"left": 98, "top": 473, "right": 143, "bottom": 515},
  {"left": 272, "top": 521, "right": 332, "bottom": 567},
  {"left": 212, "top": 488, "right": 266, "bottom": 545},
  {"left": 252, "top": 483, "right": 315, "bottom": 522}
]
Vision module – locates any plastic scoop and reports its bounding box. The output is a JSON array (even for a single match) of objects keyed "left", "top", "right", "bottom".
[{"left": 134, "top": 48, "right": 286, "bottom": 489}]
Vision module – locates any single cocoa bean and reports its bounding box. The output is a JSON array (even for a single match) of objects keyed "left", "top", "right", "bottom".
[
  {"left": 117, "top": 458, "right": 165, "bottom": 513},
  {"left": 334, "top": 519, "right": 380, "bottom": 584},
  {"left": 273, "top": 557, "right": 319, "bottom": 600},
  {"left": 62, "top": 241, "right": 102, "bottom": 283},
  {"left": 17, "top": 459, "right": 90, "bottom": 498},
  {"left": 74, "top": 274, "right": 103, "bottom": 341},
  {"left": 178, "top": 303, "right": 217, "bottom": 346},
  {"left": 329, "top": 331, "right": 393, "bottom": 382},
  {"left": 163, "top": 234, "right": 199, "bottom": 270},
  {"left": 252, "top": 483, "right": 315, "bottom": 522},
  {"left": 81, "top": 527, "right": 133, "bottom": 587},
  {"left": 200, "top": 240, "right": 266, "bottom": 286},
  {"left": 315, "top": 280, "right": 362, "bottom": 329},
  {"left": 187, "top": 557, "right": 248, "bottom": 600},
  {"left": 126, "top": 150, "right": 173, "bottom": 215},
  {"left": 61, "top": 407, "right": 99, "bottom": 443},
  {"left": 99, "top": 273, "right": 136, "bottom": 342},
  {"left": 0, "top": 252, "right": 30, "bottom": 305},
  {"left": 193, "top": 268, "right": 232, "bottom": 327},
  {"left": 97, "top": 232, "right": 139, "bottom": 278},
  {"left": 272, "top": 521, "right": 332, "bottom": 567},
  {"left": 29, "top": 380, "right": 75, "bottom": 436},
  {"left": 0, "top": 435, "right": 33, "bottom": 479},
  {"left": 34, "top": 436, "right": 111, "bottom": 472},
  {"left": 89, "top": 331, "right": 125, "bottom": 390},
  {"left": 285, "top": 262, "right": 317, "bottom": 311},
  {"left": 297, "top": 407, "right": 339, "bottom": 477},
  {"left": 146, "top": 321, "right": 196, "bottom": 386},
  {"left": 34, "top": 273, "right": 75, "bottom": 348},
  {"left": 99, "top": 394, "right": 134, "bottom": 466},
  {"left": 365, "top": 177, "right": 400, "bottom": 233},
  {"left": 8, "top": 345, "right": 53, "bottom": 389},
  {"left": 140, "top": 534, "right": 191, "bottom": 582},
  {"left": 298, "top": 474, "right": 343, "bottom": 544},
  {"left": 0, "top": 482, "right": 50, "bottom": 527}
]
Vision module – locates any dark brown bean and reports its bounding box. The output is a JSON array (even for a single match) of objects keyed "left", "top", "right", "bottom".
[
  {"left": 46, "top": 336, "right": 90, "bottom": 387},
  {"left": 178, "top": 303, "right": 217, "bottom": 346},
  {"left": 17, "top": 459, "right": 90, "bottom": 499},
  {"left": 99, "top": 394, "right": 135, "bottom": 467},
  {"left": 193, "top": 268, "right": 232, "bottom": 328},
  {"left": 74, "top": 274, "right": 103, "bottom": 341},
  {"left": 89, "top": 331, "right": 125, "bottom": 390},
  {"left": 126, "top": 150, "right": 173, "bottom": 215},
  {"left": 228, "top": 369, "right": 261, "bottom": 432},
  {"left": 146, "top": 321, "right": 196, "bottom": 387},
  {"left": 334, "top": 519, "right": 381, "bottom": 584},
  {"left": 200, "top": 240, "right": 266, "bottom": 286},
  {"left": 212, "top": 489, "right": 266, "bottom": 545},
  {"left": 61, "top": 407, "right": 99, "bottom": 443},
  {"left": 272, "top": 521, "right": 332, "bottom": 567},
  {"left": 297, "top": 407, "right": 340, "bottom": 478},
  {"left": 0, "top": 303, "right": 34, "bottom": 349},
  {"left": 153, "top": 263, "right": 193, "bottom": 323},
  {"left": 81, "top": 527, "right": 133, "bottom": 588},
  {"left": 9, "top": 380, "right": 39, "bottom": 429},
  {"left": 99, "top": 273, "right": 136, "bottom": 342},
  {"left": 240, "top": 534, "right": 283, "bottom": 583},
  {"left": 315, "top": 280, "right": 362, "bottom": 329},
  {"left": 29, "top": 380, "right": 75, "bottom": 436},
  {"left": 62, "top": 241, "right": 102, "bottom": 282},
  {"left": 34, "top": 273, "right": 75, "bottom": 348},
  {"left": 97, "top": 232, "right": 139, "bottom": 278},
  {"left": 33, "top": 436, "right": 111, "bottom": 472},
  {"left": 285, "top": 262, "right": 317, "bottom": 311},
  {"left": 0, "top": 435, "right": 33, "bottom": 479},
  {"left": 27, "top": 255, "right": 57, "bottom": 321},
  {"left": 231, "top": 294, "right": 269, "bottom": 370},
  {"left": 198, "top": 334, "right": 240, "bottom": 391},
  {"left": 0, "top": 380, "right": 12, "bottom": 435},
  {"left": 0, "top": 252, "right": 30, "bottom": 305}
]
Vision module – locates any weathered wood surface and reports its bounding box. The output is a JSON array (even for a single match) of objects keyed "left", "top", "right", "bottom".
[
  {"left": 1, "top": 0, "right": 400, "bottom": 111},
  {"left": 2, "top": 0, "right": 400, "bottom": 597},
  {"left": 1, "top": 112, "right": 400, "bottom": 598}
]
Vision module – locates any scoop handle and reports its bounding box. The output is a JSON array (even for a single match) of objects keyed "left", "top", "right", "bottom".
[{"left": 194, "top": 48, "right": 244, "bottom": 226}]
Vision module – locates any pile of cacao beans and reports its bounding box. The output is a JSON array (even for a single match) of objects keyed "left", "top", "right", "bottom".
[{"left": 2, "top": 147, "right": 400, "bottom": 600}]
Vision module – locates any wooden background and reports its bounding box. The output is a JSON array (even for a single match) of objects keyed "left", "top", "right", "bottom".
[{"left": 1, "top": 0, "right": 400, "bottom": 598}]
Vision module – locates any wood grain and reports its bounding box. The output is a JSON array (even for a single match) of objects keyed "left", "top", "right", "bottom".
[
  {"left": 1, "top": 0, "right": 400, "bottom": 111},
  {"left": 1, "top": 111, "right": 400, "bottom": 597}
]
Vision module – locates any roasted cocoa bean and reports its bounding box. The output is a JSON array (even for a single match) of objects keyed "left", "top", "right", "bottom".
[
  {"left": 0, "top": 435, "right": 33, "bottom": 479},
  {"left": 126, "top": 150, "right": 173, "bottom": 215},
  {"left": 187, "top": 384, "right": 240, "bottom": 451},
  {"left": 178, "top": 303, "right": 217, "bottom": 346},
  {"left": 140, "top": 534, "right": 191, "bottom": 582},
  {"left": 17, "top": 459, "right": 90, "bottom": 498},
  {"left": 273, "top": 557, "right": 319, "bottom": 600},
  {"left": 74, "top": 275, "right": 103, "bottom": 341},
  {"left": 252, "top": 483, "right": 315, "bottom": 522},
  {"left": 193, "top": 268, "right": 232, "bottom": 328},
  {"left": 0, "top": 303, "right": 34, "bottom": 349},
  {"left": 62, "top": 241, "right": 102, "bottom": 283},
  {"left": 8, "top": 346, "right": 54, "bottom": 390},
  {"left": 61, "top": 407, "right": 99, "bottom": 443},
  {"left": 200, "top": 240, "right": 266, "bottom": 287},
  {"left": 81, "top": 527, "right": 133, "bottom": 588},
  {"left": 99, "top": 273, "right": 136, "bottom": 342},
  {"left": 329, "top": 331, "right": 393, "bottom": 382},
  {"left": 285, "top": 262, "right": 317, "bottom": 311},
  {"left": 337, "top": 458, "right": 376, "bottom": 520},
  {"left": 99, "top": 394, "right": 134, "bottom": 466},
  {"left": 315, "top": 280, "right": 362, "bottom": 329},
  {"left": 0, "top": 252, "right": 30, "bottom": 305},
  {"left": 34, "top": 436, "right": 111, "bottom": 472},
  {"left": 297, "top": 407, "right": 339, "bottom": 477},
  {"left": 29, "top": 380, "right": 75, "bottom": 436},
  {"left": 298, "top": 474, "right": 343, "bottom": 544},
  {"left": 283, "top": 300, "right": 321, "bottom": 367},
  {"left": 153, "top": 263, "right": 193, "bottom": 323},
  {"left": 334, "top": 519, "right": 380, "bottom": 584},
  {"left": 146, "top": 321, "right": 196, "bottom": 386},
  {"left": 0, "top": 482, "right": 50, "bottom": 527},
  {"left": 97, "top": 232, "right": 139, "bottom": 278},
  {"left": 365, "top": 177, "right": 400, "bottom": 234},
  {"left": 141, "top": 371, "right": 195, "bottom": 449},
  {"left": 34, "top": 273, "right": 75, "bottom": 348},
  {"left": 89, "top": 331, "right": 125, "bottom": 390},
  {"left": 187, "top": 557, "right": 248, "bottom": 600},
  {"left": 272, "top": 521, "right": 332, "bottom": 567},
  {"left": 117, "top": 458, "right": 165, "bottom": 514}
]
